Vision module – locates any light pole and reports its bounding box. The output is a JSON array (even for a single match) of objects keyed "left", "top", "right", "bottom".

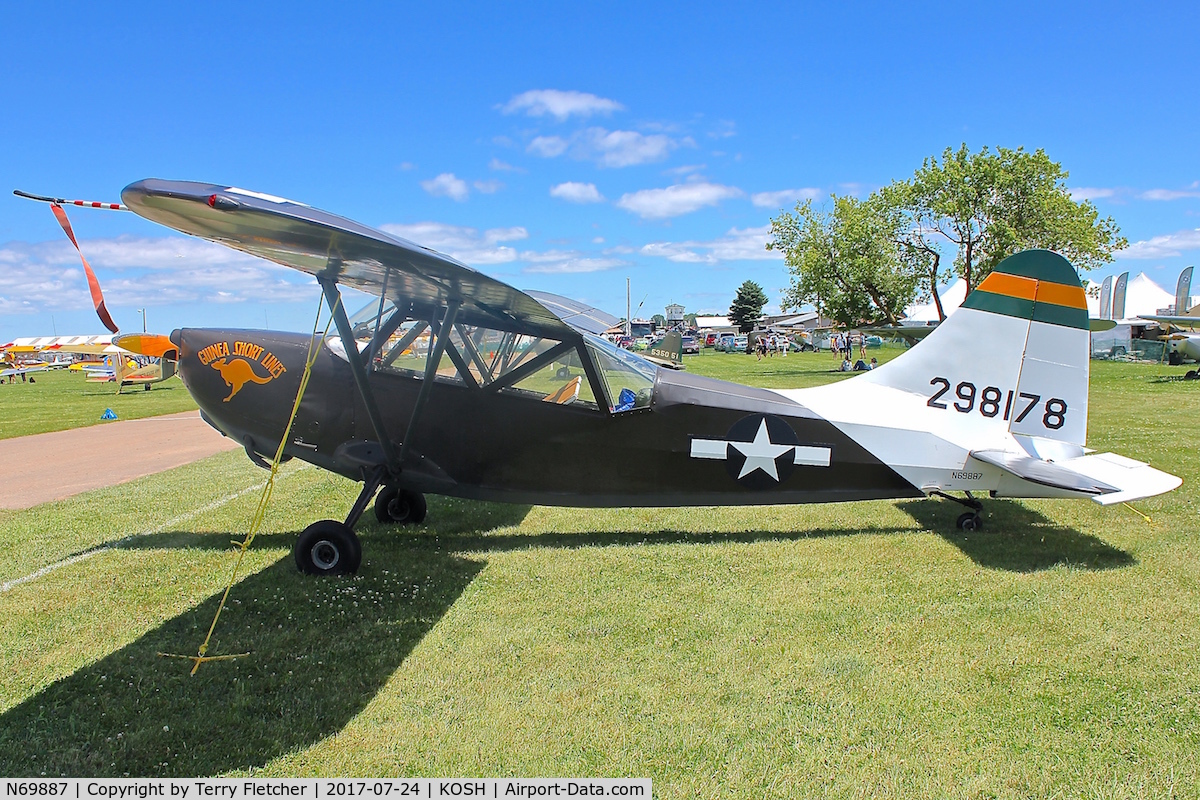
[{"left": 137, "top": 308, "right": 146, "bottom": 333}]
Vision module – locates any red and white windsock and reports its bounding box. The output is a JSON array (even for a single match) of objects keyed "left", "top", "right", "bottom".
[{"left": 13, "top": 189, "right": 124, "bottom": 334}]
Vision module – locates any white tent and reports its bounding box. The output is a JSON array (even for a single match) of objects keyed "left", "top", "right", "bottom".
[
  {"left": 1120, "top": 272, "right": 1174, "bottom": 320},
  {"left": 903, "top": 279, "right": 967, "bottom": 322}
]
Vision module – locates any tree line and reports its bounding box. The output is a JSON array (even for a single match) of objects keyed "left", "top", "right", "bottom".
[{"left": 763, "top": 144, "right": 1126, "bottom": 328}]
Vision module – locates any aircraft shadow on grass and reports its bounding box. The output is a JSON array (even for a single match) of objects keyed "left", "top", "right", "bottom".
[
  {"left": 898, "top": 498, "right": 1135, "bottom": 572},
  {"left": 0, "top": 543, "right": 485, "bottom": 778}
]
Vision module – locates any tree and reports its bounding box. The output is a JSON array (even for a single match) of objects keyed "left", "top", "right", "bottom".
[
  {"left": 768, "top": 193, "right": 926, "bottom": 327},
  {"left": 651, "top": 314, "right": 666, "bottom": 327},
  {"left": 728, "top": 281, "right": 768, "bottom": 333},
  {"left": 897, "top": 144, "right": 1127, "bottom": 316}
]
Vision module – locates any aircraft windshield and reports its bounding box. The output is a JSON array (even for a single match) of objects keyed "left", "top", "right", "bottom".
[{"left": 584, "top": 334, "right": 657, "bottom": 412}]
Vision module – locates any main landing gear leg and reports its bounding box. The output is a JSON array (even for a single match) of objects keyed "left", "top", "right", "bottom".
[
  {"left": 294, "top": 465, "right": 388, "bottom": 576},
  {"left": 932, "top": 490, "right": 984, "bottom": 531}
]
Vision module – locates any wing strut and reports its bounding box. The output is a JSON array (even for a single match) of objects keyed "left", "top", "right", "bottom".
[
  {"left": 319, "top": 276, "right": 402, "bottom": 476},
  {"left": 400, "top": 299, "right": 462, "bottom": 467}
]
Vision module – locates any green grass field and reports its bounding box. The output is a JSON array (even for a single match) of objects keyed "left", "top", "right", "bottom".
[
  {"left": 0, "top": 369, "right": 197, "bottom": 439},
  {"left": 1, "top": 349, "right": 1197, "bottom": 797}
]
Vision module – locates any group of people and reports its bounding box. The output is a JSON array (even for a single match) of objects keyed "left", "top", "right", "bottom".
[
  {"left": 830, "top": 331, "right": 869, "bottom": 360},
  {"left": 830, "top": 331, "right": 876, "bottom": 372},
  {"left": 753, "top": 333, "right": 788, "bottom": 361},
  {"left": 839, "top": 356, "right": 877, "bottom": 372}
]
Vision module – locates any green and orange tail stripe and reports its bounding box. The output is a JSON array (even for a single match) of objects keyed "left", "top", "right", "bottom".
[{"left": 960, "top": 250, "right": 1089, "bottom": 330}]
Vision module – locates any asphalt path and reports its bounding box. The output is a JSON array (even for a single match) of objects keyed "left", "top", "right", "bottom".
[{"left": 0, "top": 411, "right": 240, "bottom": 510}]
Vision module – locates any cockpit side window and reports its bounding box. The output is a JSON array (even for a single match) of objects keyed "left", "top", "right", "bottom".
[
  {"left": 584, "top": 335, "right": 656, "bottom": 412},
  {"left": 326, "top": 300, "right": 604, "bottom": 411}
]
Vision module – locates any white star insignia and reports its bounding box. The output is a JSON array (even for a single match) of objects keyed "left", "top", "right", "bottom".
[
  {"left": 690, "top": 418, "right": 832, "bottom": 484},
  {"left": 730, "top": 419, "right": 794, "bottom": 480}
]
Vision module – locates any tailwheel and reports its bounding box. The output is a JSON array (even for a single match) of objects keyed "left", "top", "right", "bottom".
[
  {"left": 956, "top": 512, "right": 983, "bottom": 531},
  {"left": 374, "top": 486, "right": 428, "bottom": 525},
  {"left": 294, "top": 520, "right": 362, "bottom": 575}
]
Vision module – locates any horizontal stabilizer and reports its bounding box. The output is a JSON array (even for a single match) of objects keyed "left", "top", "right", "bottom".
[
  {"left": 971, "top": 449, "right": 1116, "bottom": 495},
  {"left": 1058, "top": 452, "right": 1184, "bottom": 506},
  {"left": 972, "top": 449, "right": 1182, "bottom": 504}
]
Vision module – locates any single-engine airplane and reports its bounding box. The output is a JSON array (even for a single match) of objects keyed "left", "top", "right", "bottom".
[{"left": 37, "top": 180, "right": 1185, "bottom": 576}]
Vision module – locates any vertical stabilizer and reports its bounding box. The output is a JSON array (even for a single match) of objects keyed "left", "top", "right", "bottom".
[
  {"left": 645, "top": 331, "right": 684, "bottom": 368},
  {"left": 858, "top": 250, "right": 1091, "bottom": 446}
]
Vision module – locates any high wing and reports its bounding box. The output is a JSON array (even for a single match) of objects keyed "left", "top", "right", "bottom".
[
  {"left": 121, "top": 180, "right": 582, "bottom": 342},
  {"left": 858, "top": 323, "right": 939, "bottom": 342},
  {"left": 1139, "top": 314, "right": 1200, "bottom": 329},
  {"left": 524, "top": 291, "right": 621, "bottom": 337}
]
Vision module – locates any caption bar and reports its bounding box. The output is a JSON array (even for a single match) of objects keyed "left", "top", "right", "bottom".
[{"left": 1, "top": 780, "right": 650, "bottom": 800}]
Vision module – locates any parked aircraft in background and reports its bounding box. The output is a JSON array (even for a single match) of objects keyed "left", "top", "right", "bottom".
[
  {"left": 4, "top": 334, "right": 177, "bottom": 392},
  {"left": 1139, "top": 267, "right": 1200, "bottom": 374},
  {"left": 20, "top": 180, "right": 1183, "bottom": 577}
]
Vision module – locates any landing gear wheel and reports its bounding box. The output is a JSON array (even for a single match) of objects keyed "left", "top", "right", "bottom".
[
  {"left": 294, "top": 520, "right": 362, "bottom": 575},
  {"left": 555, "top": 366, "right": 570, "bottom": 379},
  {"left": 956, "top": 512, "right": 982, "bottom": 531},
  {"left": 374, "top": 486, "right": 428, "bottom": 525},
  {"left": 1186, "top": 370, "right": 1198, "bottom": 380}
]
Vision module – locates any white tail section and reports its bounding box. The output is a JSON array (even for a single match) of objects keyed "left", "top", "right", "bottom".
[{"left": 860, "top": 250, "right": 1091, "bottom": 446}]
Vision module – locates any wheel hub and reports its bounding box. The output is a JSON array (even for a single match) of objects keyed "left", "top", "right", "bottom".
[{"left": 310, "top": 540, "right": 340, "bottom": 570}]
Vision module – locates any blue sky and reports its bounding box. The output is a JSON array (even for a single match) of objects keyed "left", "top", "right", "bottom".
[{"left": 2, "top": 1, "right": 1197, "bottom": 341}]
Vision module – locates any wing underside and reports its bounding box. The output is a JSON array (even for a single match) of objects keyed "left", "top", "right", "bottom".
[{"left": 121, "top": 180, "right": 581, "bottom": 340}]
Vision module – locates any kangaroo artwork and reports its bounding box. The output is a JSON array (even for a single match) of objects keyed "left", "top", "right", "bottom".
[{"left": 197, "top": 340, "right": 287, "bottom": 402}]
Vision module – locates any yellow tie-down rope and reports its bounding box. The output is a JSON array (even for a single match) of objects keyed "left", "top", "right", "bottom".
[{"left": 160, "top": 292, "right": 342, "bottom": 675}]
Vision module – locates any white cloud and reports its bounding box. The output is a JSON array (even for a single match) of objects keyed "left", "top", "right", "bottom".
[
  {"left": 420, "top": 173, "right": 470, "bottom": 201},
  {"left": 1139, "top": 188, "right": 1200, "bottom": 201},
  {"left": 527, "top": 127, "right": 679, "bottom": 168},
  {"left": 524, "top": 256, "right": 627, "bottom": 274},
  {"left": 527, "top": 136, "right": 569, "bottom": 158},
  {"left": 473, "top": 179, "right": 504, "bottom": 194},
  {"left": 1119, "top": 228, "right": 1200, "bottom": 259},
  {"left": 707, "top": 120, "right": 737, "bottom": 139},
  {"left": 580, "top": 128, "right": 676, "bottom": 168},
  {"left": 501, "top": 89, "right": 624, "bottom": 121},
  {"left": 1069, "top": 186, "right": 1116, "bottom": 201},
  {"left": 549, "top": 182, "right": 605, "bottom": 204},
  {"left": 0, "top": 235, "right": 314, "bottom": 316},
  {"left": 616, "top": 181, "right": 744, "bottom": 219},
  {"left": 750, "top": 188, "right": 823, "bottom": 208},
  {"left": 489, "top": 158, "right": 522, "bottom": 172},
  {"left": 640, "top": 226, "right": 782, "bottom": 264},
  {"left": 381, "top": 221, "right": 528, "bottom": 265},
  {"left": 664, "top": 163, "right": 706, "bottom": 176}
]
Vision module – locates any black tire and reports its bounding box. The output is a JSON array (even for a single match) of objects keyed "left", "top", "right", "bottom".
[
  {"left": 374, "top": 486, "right": 428, "bottom": 524},
  {"left": 956, "top": 512, "right": 982, "bottom": 531},
  {"left": 1187, "top": 370, "right": 1199, "bottom": 380},
  {"left": 555, "top": 366, "right": 570, "bottom": 379},
  {"left": 294, "top": 520, "right": 362, "bottom": 575}
]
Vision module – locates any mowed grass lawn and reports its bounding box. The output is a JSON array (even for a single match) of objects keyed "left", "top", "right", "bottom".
[
  {"left": 0, "top": 348, "right": 1198, "bottom": 797},
  {"left": 0, "top": 369, "right": 197, "bottom": 439}
]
